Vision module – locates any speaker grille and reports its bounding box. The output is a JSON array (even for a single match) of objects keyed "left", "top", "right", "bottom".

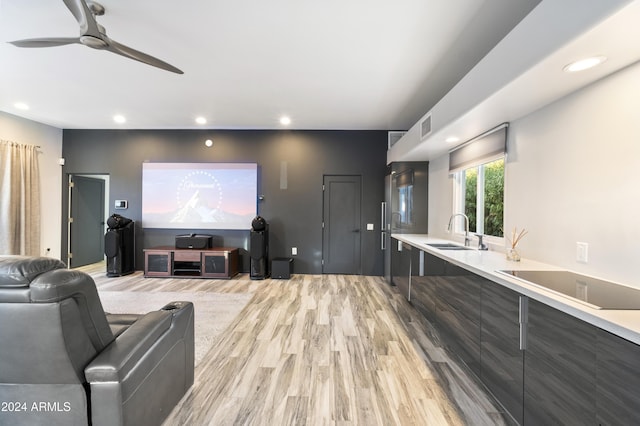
[
  {"left": 250, "top": 232, "right": 265, "bottom": 259},
  {"left": 104, "top": 231, "right": 120, "bottom": 258}
]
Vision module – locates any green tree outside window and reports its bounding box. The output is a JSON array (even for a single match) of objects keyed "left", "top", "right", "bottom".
[{"left": 463, "top": 158, "right": 504, "bottom": 238}]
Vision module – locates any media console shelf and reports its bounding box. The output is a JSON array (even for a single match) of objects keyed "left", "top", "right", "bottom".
[{"left": 144, "top": 246, "right": 239, "bottom": 279}]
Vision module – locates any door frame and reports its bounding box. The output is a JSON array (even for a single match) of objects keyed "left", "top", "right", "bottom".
[
  {"left": 67, "top": 173, "right": 110, "bottom": 268},
  {"left": 321, "top": 174, "right": 362, "bottom": 275}
]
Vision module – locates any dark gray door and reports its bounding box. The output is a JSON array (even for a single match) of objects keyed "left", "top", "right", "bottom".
[
  {"left": 322, "top": 175, "right": 361, "bottom": 274},
  {"left": 69, "top": 175, "right": 105, "bottom": 268}
]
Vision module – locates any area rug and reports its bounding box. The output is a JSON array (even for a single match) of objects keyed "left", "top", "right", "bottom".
[{"left": 98, "top": 291, "right": 253, "bottom": 366}]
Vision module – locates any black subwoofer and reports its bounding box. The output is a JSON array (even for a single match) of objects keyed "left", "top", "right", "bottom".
[{"left": 271, "top": 258, "right": 293, "bottom": 279}]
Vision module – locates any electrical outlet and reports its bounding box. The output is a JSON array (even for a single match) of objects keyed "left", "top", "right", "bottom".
[
  {"left": 576, "top": 242, "right": 589, "bottom": 263},
  {"left": 366, "top": 223, "right": 374, "bottom": 231},
  {"left": 292, "top": 247, "right": 297, "bottom": 256}
]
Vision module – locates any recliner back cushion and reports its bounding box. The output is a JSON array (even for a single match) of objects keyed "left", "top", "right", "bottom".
[
  {"left": 0, "top": 300, "right": 97, "bottom": 383},
  {"left": 0, "top": 256, "right": 115, "bottom": 351},
  {"left": 30, "top": 269, "right": 115, "bottom": 351},
  {"left": 0, "top": 256, "right": 66, "bottom": 288}
]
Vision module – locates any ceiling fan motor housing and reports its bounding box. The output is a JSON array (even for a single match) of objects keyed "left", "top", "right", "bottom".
[{"left": 80, "top": 35, "right": 108, "bottom": 49}]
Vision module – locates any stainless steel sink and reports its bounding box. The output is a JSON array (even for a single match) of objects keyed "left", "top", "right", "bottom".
[{"left": 426, "top": 243, "right": 473, "bottom": 251}]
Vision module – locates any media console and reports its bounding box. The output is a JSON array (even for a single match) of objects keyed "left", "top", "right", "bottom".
[{"left": 144, "top": 246, "right": 239, "bottom": 279}]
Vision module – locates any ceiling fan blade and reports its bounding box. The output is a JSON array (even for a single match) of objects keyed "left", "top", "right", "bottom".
[
  {"left": 106, "top": 39, "right": 184, "bottom": 74},
  {"left": 9, "top": 37, "right": 80, "bottom": 48},
  {"left": 62, "top": 0, "right": 102, "bottom": 37}
]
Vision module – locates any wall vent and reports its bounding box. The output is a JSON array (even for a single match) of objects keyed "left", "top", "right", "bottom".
[
  {"left": 420, "top": 113, "right": 432, "bottom": 139},
  {"left": 387, "top": 131, "right": 406, "bottom": 149}
]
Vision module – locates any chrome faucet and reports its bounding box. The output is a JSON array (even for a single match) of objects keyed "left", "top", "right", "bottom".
[
  {"left": 448, "top": 213, "right": 471, "bottom": 247},
  {"left": 476, "top": 234, "right": 489, "bottom": 251}
]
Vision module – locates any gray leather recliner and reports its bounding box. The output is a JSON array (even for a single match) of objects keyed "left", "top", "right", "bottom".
[{"left": 0, "top": 256, "right": 194, "bottom": 426}]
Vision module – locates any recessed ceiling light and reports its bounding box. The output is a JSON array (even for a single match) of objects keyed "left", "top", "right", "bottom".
[
  {"left": 14, "top": 102, "right": 29, "bottom": 110},
  {"left": 563, "top": 56, "right": 607, "bottom": 73},
  {"left": 280, "top": 116, "right": 291, "bottom": 126},
  {"left": 195, "top": 116, "right": 207, "bottom": 125},
  {"left": 113, "top": 114, "right": 126, "bottom": 124},
  {"left": 446, "top": 136, "right": 460, "bottom": 143},
  {"left": 205, "top": 139, "right": 213, "bottom": 147}
]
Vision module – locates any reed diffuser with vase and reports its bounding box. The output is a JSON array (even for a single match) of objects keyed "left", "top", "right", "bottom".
[{"left": 506, "top": 227, "right": 527, "bottom": 261}]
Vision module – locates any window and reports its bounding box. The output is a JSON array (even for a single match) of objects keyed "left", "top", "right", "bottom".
[
  {"left": 449, "top": 123, "right": 507, "bottom": 239},
  {"left": 454, "top": 157, "right": 504, "bottom": 238}
]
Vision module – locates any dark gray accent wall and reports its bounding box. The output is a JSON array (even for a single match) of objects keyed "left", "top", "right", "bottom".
[{"left": 61, "top": 129, "right": 388, "bottom": 275}]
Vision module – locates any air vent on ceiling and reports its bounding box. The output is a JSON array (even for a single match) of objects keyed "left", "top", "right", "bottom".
[
  {"left": 421, "top": 113, "right": 432, "bottom": 139},
  {"left": 388, "top": 131, "right": 407, "bottom": 149}
]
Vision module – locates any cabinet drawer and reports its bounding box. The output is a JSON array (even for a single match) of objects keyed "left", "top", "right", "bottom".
[
  {"left": 144, "top": 251, "right": 171, "bottom": 277},
  {"left": 202, "top": 252, "right": 228, "bottom": 277},
  {"left": 173, "top": 250, "right": 200, "bottom": 262}
]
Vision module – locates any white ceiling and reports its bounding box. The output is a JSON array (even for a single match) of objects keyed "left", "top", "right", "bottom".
[
  {"left": 389, "top": 0, "right": 640, "bottom": 162},
  {"left": 0, "top": 0, "right": 539, "bottom": 130}
]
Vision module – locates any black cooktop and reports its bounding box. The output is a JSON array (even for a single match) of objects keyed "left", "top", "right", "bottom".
[{"left": 498, "top": 270, "right": 640, "bottom": 310}]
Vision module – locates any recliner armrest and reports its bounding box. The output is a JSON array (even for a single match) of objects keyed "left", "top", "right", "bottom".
[
  {"left": 84, "top": 301, "right": 194, "bottom": 426},
  {"left": 85, "top": 301, "right": 193, "bottom": 383},
  {"left": 85, "top": 310, "right": 172, "bottom": 382}
]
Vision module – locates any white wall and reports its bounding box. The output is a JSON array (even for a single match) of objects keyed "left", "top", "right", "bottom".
[
  {"left": 0, "top": 111, "right": 63, "bottom": 258},
  {"left": 427, "top": 154, "right": 453, "bottom": 238},
  {"left": 428, "top": 60, "right": 640, "bottom": 287}
]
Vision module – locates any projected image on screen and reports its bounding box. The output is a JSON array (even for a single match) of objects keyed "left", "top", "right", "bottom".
[{"left": 142, "top": 162, "right": 257, "bottom": 230}]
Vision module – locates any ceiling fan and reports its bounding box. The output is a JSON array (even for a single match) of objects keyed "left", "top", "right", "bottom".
[{"left": 8, "top": 0, "right": 183, "bottom": 74}]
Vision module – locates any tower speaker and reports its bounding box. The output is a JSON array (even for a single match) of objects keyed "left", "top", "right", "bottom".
[
  {"left": 105, "top": 214, "right": 135, "bottom": 277},
  {"left": 250, "top": 216, "right": 269, "bottom": 280}
]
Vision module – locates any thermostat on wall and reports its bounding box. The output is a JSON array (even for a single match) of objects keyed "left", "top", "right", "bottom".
[{"left": 114, "top": 200, "right": 128, "bottom": 210}]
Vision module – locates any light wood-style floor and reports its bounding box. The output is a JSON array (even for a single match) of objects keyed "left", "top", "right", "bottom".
[{"left": 83, "top": 265, "right": 508, "bottom": 425}]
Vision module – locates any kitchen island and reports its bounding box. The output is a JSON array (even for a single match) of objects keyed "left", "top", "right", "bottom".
[
  {"left": 393, "top": 233, "right": 640, "bottom": 344},
  {"left": 392, "top": 233, "right": 640, "bottom": 425}
]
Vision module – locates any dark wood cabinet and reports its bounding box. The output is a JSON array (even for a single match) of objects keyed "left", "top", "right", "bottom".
[
  {"left": 410, "top": 251, "right": 445, "bottom": 323},
  {"left": 485, "top": 282, "right": 640, "bottom": 426},
  {"left": 523, "top": 300, "right": 640, "bottom": 426},
  {"left": 144, "top": 249, "right": 172, "bottom": 277},
  {"left": 144, "top": 246, "right": 239, "bottom": 279},
  {"left": 524, "top": 299, "right": 597, "bottom": 425},
  {"left": 202, "top": 250, "right": 238, "bottom": 278},
  {"left": 436, "top": 265, "right": 482, "bottom": 376},
  {"left": 172, "top": 249, "right": 203, "bottom": 276},
  {"left": 403, "top": 244, "right": 640, "bottom": 426},
  {"left": 391, "top": 238, "right": 412, "bottom": 299},
  {"left": 391, "top": 238, "right": 401, "bottom": 286},
  {"left": 480, "top": 280, "right": 523, "bottom": 425},
  {"left": 409, "top": 251, "right": 481, "bottom": 375},
  {"left": 596, "top": 328, "right": 640, "bottom": 425}
]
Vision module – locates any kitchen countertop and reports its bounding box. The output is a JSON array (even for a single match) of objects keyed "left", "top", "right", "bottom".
[{"left": 393, "top": 233, "right": 640, "bottom": 346}]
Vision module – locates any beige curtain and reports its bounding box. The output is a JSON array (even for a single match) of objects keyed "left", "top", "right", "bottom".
[{"left": 0, "top": 140, "right": 41, "bottom": 256}]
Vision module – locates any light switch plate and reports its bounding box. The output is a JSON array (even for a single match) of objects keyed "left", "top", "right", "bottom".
[
  {"left": 576, "top": 242, "right": 588, "bottom": 263},
  {"left": 366, "top": 223, "right": 374, "bottom": 230}
]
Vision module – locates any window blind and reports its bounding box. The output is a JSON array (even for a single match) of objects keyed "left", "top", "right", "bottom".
[{"left": 449, "top": 123, "right": 508, "bottom": 173}]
